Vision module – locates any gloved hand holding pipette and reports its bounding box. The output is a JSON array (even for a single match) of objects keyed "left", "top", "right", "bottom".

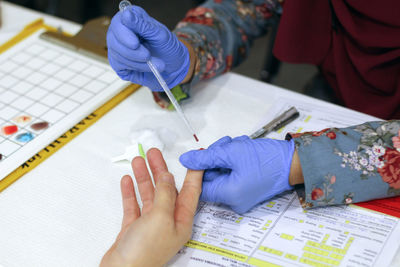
[
  {"left": 108, "top": 1, "right": 199, "bottom": 142},
  {"left": 107, "top": 3, "right": 191, "bottom": 91}
]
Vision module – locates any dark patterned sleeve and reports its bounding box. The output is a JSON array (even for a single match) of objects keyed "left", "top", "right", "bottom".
[
  {"left": 174, "top": 0, "right": 282, "bottom": 87},
  {"left": 152, "top": 0, "right": 282, "bottom": 108},
  {"left": 286, "top": 121, "right": 400, "bottom": 209}
]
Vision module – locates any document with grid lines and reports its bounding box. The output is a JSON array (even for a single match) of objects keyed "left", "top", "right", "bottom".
[{"left": 0, "top": 29, "right": 128, "bottom": 180}]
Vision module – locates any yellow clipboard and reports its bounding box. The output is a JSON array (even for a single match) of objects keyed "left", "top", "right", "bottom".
[{"left": 0, "top": 18, "right": 141, "bottom": 192}]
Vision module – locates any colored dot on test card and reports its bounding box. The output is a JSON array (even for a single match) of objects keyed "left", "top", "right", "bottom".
[
  {"left": 16, "top": 132, "right": 34, "bottom": 143},
  {"left": 31, "top": 121, "right": 49, "bottom": 131},
  {"left": 1, "top": 125, "right": 18, "bottom": 135},
  {"left": 14, "top": 115, "right": 32, "bottom": 124}
]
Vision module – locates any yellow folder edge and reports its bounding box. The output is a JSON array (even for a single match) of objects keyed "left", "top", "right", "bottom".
[{"left": 0, "top": 19, "right": 141, "bottom": 192}]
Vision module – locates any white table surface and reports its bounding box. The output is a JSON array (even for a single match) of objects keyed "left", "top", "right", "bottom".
[{"left": 0, "top": 1, "right": 399, "bottom": 266}]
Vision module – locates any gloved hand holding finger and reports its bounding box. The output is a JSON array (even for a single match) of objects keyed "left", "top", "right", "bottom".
[{"left": 180, "top": 136, "right": 295, "bottom": 214}]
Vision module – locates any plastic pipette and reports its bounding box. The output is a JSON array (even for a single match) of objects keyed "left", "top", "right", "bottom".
[{"left": 119, "top": 0, "right": 199, "bottom": 142}]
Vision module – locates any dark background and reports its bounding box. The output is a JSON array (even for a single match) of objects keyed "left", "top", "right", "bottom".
[
  {"left": 6, "top": 0, "right": 197, "bottom": 27},
  {"left": 6, "top": 0, "right": 317, "bottom": 93}
]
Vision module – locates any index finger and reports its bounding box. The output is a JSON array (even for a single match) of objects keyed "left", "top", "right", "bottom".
[{"left": 175, "top": 170, "right": 204, "bottom": 228}]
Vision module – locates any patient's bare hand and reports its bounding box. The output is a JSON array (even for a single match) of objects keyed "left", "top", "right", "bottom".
[{"left": 101, "top": 148, "right": 203, "bottom": 267}]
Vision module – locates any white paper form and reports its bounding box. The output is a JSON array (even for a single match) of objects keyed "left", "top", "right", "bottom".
[
  {"left": 168, "top": 99, "right": 399, "bottom": 267},
  {"left": 0, "top": 28, "right": 128, "bottom": 180},
  {"left": 170, "top": 193, "right": 400, "bottom": 267}
]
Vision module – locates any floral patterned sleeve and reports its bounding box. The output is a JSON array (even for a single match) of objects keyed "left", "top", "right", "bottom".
[
  {"left": 174, "top": 0, "right": 281, "bottom": 86},
  {"left": 287, "top": 121, "right": 400, "bottom": 209}
]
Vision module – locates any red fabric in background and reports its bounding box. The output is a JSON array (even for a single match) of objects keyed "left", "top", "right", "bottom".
[
  {"left": 274, "top": 0, "right": 400, "bottom": 119},
  {"left": 355, "top": 197, "right": 400, "bottom": 218}
]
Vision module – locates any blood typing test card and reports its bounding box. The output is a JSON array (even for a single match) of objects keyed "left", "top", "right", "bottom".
[{"left": 0, "top": 29, "right": 128, "bottom": 180}]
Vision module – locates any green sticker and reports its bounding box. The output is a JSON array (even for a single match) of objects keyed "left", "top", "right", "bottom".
[
  {"left": 167, "top": 85, "right": 188, "bottom": 110},
  {"left": 138, "top": 143, "right": 146, "bottom": 159}
]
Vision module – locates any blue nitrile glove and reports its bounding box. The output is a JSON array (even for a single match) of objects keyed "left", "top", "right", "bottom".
[
  {"left": 107, "top": 6, "right": 190, "bottom": 91},
  {"left": 179, "top": 136, "right": 295, "bottom": 214}
]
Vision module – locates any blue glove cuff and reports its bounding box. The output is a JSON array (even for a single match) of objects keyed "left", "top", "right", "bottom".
[
  {"left": 165, "top": 43, "right": 191, "bottom": 89},
  {"left": 149, "top": 39, "right": 190, "bottom": 92},
  {"left": 256, "top": 139, "right": 295, "bottom": 206},
  {"left": 281, "top": 139, "right": 296, "bottom": 192}
]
